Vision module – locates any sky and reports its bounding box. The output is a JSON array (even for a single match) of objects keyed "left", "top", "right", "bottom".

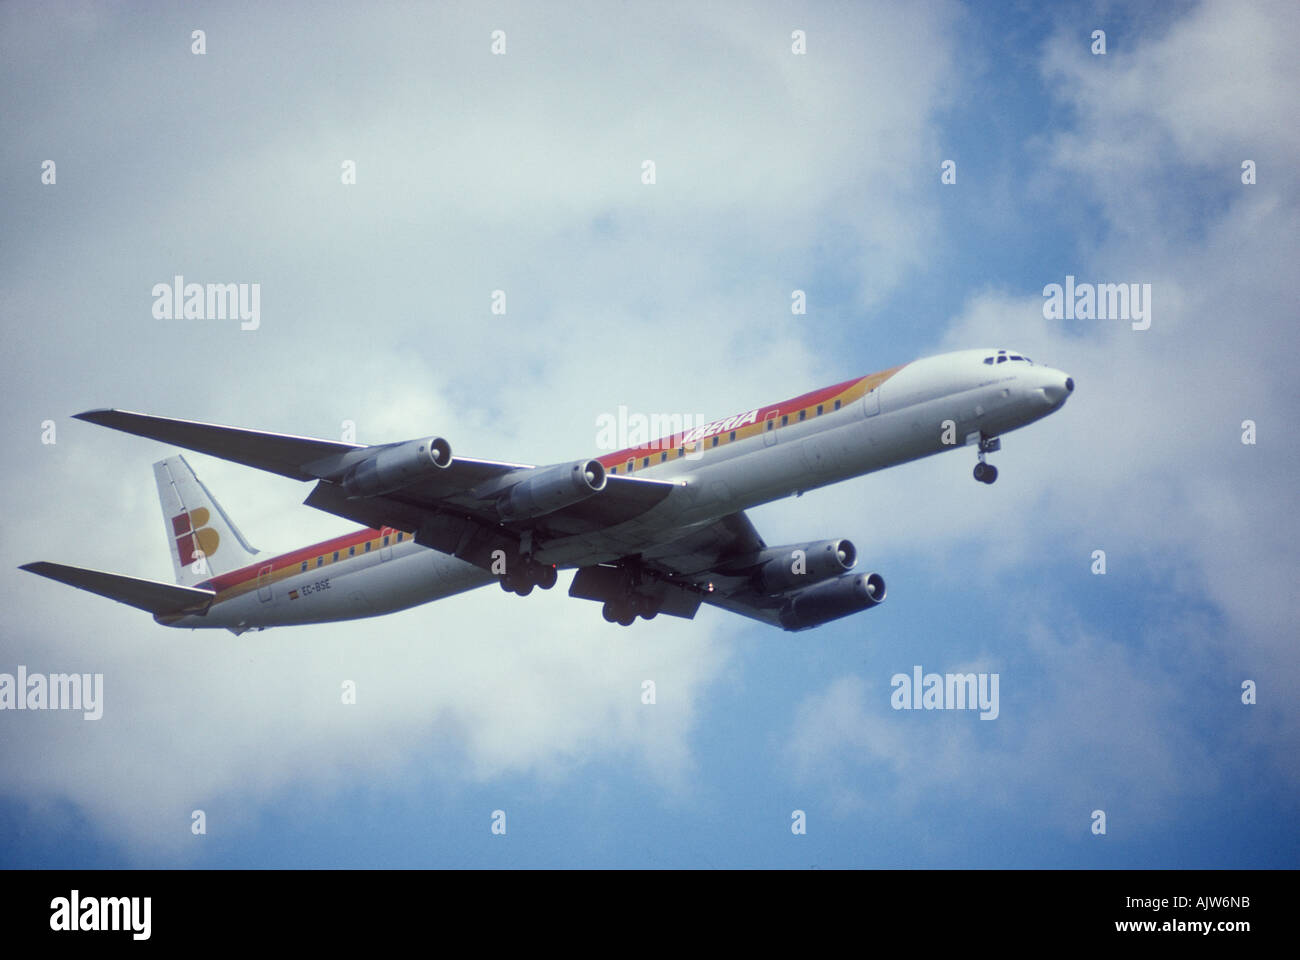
[{"left": 1, "top": 0, "right": 1296, "bottom": 868}]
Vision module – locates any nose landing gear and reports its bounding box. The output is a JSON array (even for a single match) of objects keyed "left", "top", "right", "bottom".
[{"left": 973, "top": 435, "right": 1000, "bottom": 484}]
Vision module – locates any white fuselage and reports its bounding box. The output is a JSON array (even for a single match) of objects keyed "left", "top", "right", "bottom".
[{"left": 170, "top": 349, "right": 1071, "bottom": 631}]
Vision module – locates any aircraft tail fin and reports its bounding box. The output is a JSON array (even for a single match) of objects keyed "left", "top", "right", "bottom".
[{"left": 154, "top": 455, "right": 259, "bottom": 586}]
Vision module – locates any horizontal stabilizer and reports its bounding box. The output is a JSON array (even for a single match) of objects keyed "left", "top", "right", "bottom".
[
  {"left": 74, "top": 409, "right": 360, "bottom": 481},
  {"left": 19, "top": 561, "right": 216, "bottom": 615}
]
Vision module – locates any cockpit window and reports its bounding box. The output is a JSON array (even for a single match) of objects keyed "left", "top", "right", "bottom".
[{"left": 985, "top": 350, "right": 1033, "bottom": 365}]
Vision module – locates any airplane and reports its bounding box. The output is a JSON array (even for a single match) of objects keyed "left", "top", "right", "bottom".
[{"left": 21, "top": 347, "right": 1072, "bottom": 633}]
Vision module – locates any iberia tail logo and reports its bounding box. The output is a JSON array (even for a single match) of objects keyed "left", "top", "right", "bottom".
[{"left": 172, "top": 508, "right": 219, "bottom": 570}]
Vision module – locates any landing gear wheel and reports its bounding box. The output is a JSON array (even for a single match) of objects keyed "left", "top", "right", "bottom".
[
  {"left": 535, "top": 564, "right": 557, "bottom": 590},
  {"left": 974, "top": 435, "right": 1000, "bottom": 484},
  {"left": 514, "top": 582, "right": 534, "bottom": 597},
  {"left": 602, "top": 600, "right": 636, "bottom": 626}
]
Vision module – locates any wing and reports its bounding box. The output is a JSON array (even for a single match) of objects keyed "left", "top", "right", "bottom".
[
  {"left": 301, "top": 470, "right": 676, "bottom": 571},
  {"left": 75, "top": 409, "right": 361, "bottom": 480},
  {"left": 643, "top": 511, "right": 793, "bottom": 628},
  {"left": 568, "top": 509, "right": 791, "bottom": 626},
  {"left": 74, "top": 408, "right": 526, "bottom": 484},
  {"left": 74, "top": 409, "right": 677, "bottom": 572}
]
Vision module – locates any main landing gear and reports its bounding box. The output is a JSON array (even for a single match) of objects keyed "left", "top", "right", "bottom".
[
  {"left": 499, "top": 557, "right": 558, "bottom": 596},
  {"left": 601, "top": 594, "right": 661, "bottom": 627},
  {"left": 973, "top": 436, "right": 1000, "bottom": 485}
]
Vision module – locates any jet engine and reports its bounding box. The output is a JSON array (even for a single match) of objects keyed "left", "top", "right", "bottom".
[
  {"left": 777, "top": 571, "right": 886, "bottom": 631},
  {"left": 496, "top": 459, "right": 607, "bottom": 522},
  {"left": 341, "top": 437, "right": 452, "bottom": 498},
  {"left": 753, "top": 538, "right": 858, "bottom": 593}
]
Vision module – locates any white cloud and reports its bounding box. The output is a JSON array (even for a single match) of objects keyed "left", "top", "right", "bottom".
[
  {"left": 780, "top": 0, "right": 1300, "bottom": 826},
  {"left": 783, "top": 617, "right": 1222, "bottom": 839},
  {"left": 0, "top": 1, "right": 966, "bottom": 858}
]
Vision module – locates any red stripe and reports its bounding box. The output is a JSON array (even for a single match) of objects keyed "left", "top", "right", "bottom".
[
  {"left": 202, "top": 526, "right": 388, "bottom": 592},
  {"left": 596, "top": 374, "right": 866, "bottom": 466}
]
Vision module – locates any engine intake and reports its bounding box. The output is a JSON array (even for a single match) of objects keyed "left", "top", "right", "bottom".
[
  {"left": 777, "top": 571, "right": 886, "bottom": 631},
  {"left": 341, "top": 437, "right": 452, "bottom": 498},
  {"left": 497, "top": 459, "right": 607, "bottom": 522},
  {"left": 752, "top": 539, "right": 857, "bottom": 594}
]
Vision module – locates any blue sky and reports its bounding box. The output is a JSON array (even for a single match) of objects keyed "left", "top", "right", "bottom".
[{"left": 1, "top": 0, "right": 1296, "bottom": 868}]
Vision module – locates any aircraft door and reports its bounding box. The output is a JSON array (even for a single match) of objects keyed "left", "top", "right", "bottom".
[
  {"left": 864, "top": 385, "right": 880, "bottom": 417},
  {"left": 763, "top": 410, "right": 779, "bottom": 446},
  {"left": 380, "top": 527, "right": 394, "bottom": 561},
  {"left": 257, "top": 564, "right": 273, "bottom": 602}
]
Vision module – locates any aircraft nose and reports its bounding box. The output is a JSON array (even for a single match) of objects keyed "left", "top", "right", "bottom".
[{"left": 1041, "top": 372, "right": 1074, "bottom": 405}]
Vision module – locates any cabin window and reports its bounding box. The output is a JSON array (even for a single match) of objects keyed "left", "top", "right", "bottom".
[
  {"left": 711, "top": 436, "right": 718, "bottom": 448},
  {"left": 364, "top": 542, "right": 371, "bottom": 553},
  {"left": 643, "top": 457, "right": 650, "bottom": 468},
  {"left": 781, "top": 414, "right": 789, "bottom": 426},
  {"left": 383, "top": 535, "right": 390, "bottom": 546},
  {"left": 834, "top": 399, "right": 841, "bottom": 410},
  {"left": 729, "top": 430, "right": 736, "bottom": 442},
  {"left": 997, "top": 355, "right": 1007, "bottom": 363},
  {"left": 610, "top": 466, "right": 616, "bottom": 474},
  {"left": 798, "top": 410, "right": 806, "bottom": 421},
  {"left": 300, "top": 561, "right": 308, "bottom": 573},
  {"left": 678, "top": 446, "right": 686, "bottom": 457},
  {"left": 660, "top": 452, "right": 667, "bottom": 463},
  {"left": 332, "top": 551, "right": 339, "bottom": 562},
  {"left": 348, "top": 546, "right": 355, "bottom": 556},
  {"left": 626, "top": 459, "right": 634, "bottom": 473},
  {"left": 816, "top": 404, "right": 823, "bottom": 415},
  {"left": 397, "top": 532, "right": 404, "bottom": 542},
  {"left": 316, "top": 557, "right": 323, "bottom": 568},
  {"left": 766, "top": 419, "right": 773, "bottom": 431}
]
